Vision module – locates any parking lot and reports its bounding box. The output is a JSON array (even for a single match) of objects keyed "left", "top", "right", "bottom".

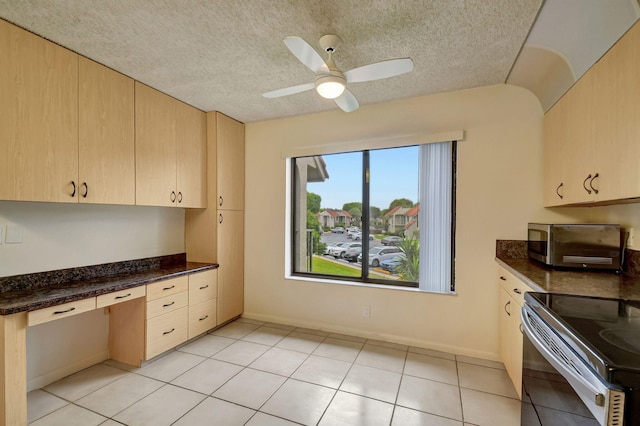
[{"left": 319, "top": 231, "right": 401, "bottom": 278}]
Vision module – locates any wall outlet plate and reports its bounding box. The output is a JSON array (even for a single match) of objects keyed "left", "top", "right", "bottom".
[
  {"left": 0, "top": 226, "right": 3, "bottom": 244},
  {"left": 5, "top": 224, "right": 23, "bottom": 244}
]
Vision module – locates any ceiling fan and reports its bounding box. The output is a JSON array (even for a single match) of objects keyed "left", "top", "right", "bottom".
[{"left": 262, "top": 34, "right": 414, "bottom": 112}]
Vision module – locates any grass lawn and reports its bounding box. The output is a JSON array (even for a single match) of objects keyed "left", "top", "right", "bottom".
[{"left": 308, "top": 256, "right": 390, "bottom": 279}]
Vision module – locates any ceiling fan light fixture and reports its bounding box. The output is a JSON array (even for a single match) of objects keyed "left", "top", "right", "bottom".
[{"left": 315, "top": 75, "right": 346, "bottom": 99}]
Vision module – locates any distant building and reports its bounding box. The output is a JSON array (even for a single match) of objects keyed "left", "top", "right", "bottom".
[{"left": 317, "top": 209, "right": 353, "bottom": 229}]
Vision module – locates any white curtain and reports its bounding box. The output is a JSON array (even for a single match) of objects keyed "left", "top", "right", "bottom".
[{"left": 419, "top": 142, "right": 453, "bottom": 293}]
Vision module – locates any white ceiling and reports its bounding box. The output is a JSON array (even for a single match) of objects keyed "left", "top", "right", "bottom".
[{"left": 0, "top": 0, "right": 638, "bottom": 123}]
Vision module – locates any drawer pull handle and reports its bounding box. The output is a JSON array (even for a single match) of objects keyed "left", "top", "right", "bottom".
[
  {"left": 582, "top": 174, "right": 593, "bottom": 194},
  {"left": 556, "top": 182, "right": 564, "bottom": 199},
  {"left": 115, "top": 293, "right": 131, "bottom": 299},
  {"left": 163, "top": 328, "right": 175, "bottom": 335},
  {"left": 163, "top": 285, "right": 175, "bottom": 291},
  {"left": 513, "top": 288, "right": 522, "bottom": 294},
  {"left": 54, "top": 307, "right": 76, "bottom": 315},
  {"left": 163, "top": 301, "right": 175, "bottom": 308},
  {"left": 499, "top": 276, "right": 506, "bottom": 281},
  {"left": 199, "top": 315, "right": 209, "bottom": 321},
  {"left": 199, "top": 285, "right": 209, "bottom": 290}
]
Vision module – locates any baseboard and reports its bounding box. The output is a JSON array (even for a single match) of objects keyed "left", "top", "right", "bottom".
[
  {"left": 241, "top": 311, "right": 499, "bottom": 362},
  {"left": 27, "top": 350, "right": 110, "bottom": 392}
]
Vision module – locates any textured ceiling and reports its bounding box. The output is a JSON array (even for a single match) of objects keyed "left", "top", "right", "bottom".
[{"left": 0, "top": 0, "right": 545, "bottom": 122}]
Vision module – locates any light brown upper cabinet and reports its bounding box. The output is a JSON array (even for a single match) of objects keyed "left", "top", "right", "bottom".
[
  {"left": 135, "top": 82, "right": 206, "bottom": 208},
  {"left": 79, "top": 57, "right": 135, "bottom": 205},
  {"left": 0, "top": 19, "right": 78, "bottom": 203},
  {"left": 216, "top": 113, "right": 245, "bottom": 211},
  {"left": 543, "top": 21, "right": 640, "bottom": 206}
]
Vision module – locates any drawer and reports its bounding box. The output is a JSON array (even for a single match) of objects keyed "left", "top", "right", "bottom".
[
  {"left": 188, "top": 299, "right": 217, "bottom": 339},
  {"left": 146, "top": 291, "right": 188, "bottom": 319},
  {"left": 498, "top": 266, "right": 534, "bottom": 307},
  {"left": 188, "top": 270, "right": 217, "bottom": 305},
  {"left": 28, "top": 297, "right": 96, "bottom": 326},
  {"left": 146, "top": 307, "right": 188, "bottom": 359},
  {"left": 146, "top": 276, "right": 188, "bottom": 301},
  {"left": 96, "top": 286, "right": 146, "bottom": 309}
]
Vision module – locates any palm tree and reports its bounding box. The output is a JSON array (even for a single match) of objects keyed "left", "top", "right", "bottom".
[{"left": 397, "top": 235, "right": 419, "bottom": 281}]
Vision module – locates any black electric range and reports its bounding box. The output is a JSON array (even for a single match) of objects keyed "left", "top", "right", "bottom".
[{"left": 523, "top": 292, "right": 640, "bottom": 425}]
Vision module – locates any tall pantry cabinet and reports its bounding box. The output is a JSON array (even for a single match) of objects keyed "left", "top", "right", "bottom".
[{"left": 186, "top": 112, "right": 245, "bottom": 325}]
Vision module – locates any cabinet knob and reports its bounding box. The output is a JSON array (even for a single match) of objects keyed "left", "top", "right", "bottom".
[
  {"left": 582, "top": 174, "right": 593, "bottom": 194},
  {"left": 170, "top": 191, "right": 176, "bottom": 203},
  {"left": 589, "top": 173, "right": 599, "bottom": 194},
  {"left": 556, "top": 183, "right": 564, "bottom": 199}
]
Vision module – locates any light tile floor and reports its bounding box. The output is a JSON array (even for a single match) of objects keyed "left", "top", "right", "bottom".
[{"left": 28, "top": 318, "right": 521, "bottom": 425}]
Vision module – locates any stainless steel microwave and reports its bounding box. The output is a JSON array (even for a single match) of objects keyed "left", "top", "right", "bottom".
[{"left": 528, "top": 223, "right": 623, "bottom": 270}]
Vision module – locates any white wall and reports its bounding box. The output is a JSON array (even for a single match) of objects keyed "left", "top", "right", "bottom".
[
  {"left": 244, "top": 84, "right": 588, "bottom": 360},
  {"left": 0, "top": 201, "right": 185, "bottom": 389}
]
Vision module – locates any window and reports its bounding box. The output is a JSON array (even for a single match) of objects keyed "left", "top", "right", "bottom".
[{"left": 291, "top": 142, "right": 456, "bottom": 293}]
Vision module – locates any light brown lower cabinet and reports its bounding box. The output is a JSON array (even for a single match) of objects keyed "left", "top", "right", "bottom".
[
  {"left": 497, "top": 265, "right": 534, "bottom": 399},
  {"left": 109, "top": 270, "right": 218, "bottom": 366}
]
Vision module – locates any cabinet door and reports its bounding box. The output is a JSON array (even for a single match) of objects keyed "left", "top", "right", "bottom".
[
  {"left": 216, "top": 113, "right": 245, "bottom": 210},
  {"left": 510, "top": 308, "right": 524, "bottom": 399},
  {"left": 590, "top": 23, "right": 640, "bottom": 202},
  {"left": 498, "top": 287, "right": 513, "bottom": 374},
  {"left": 79, "top": 58, "right": 135, "bottom": 205},
  {"left": 135, "top": 82, "right": 177, "bottom": 207},
  {"left": 176, "top": 101, "right": 206, "bottom": 208},
  {"left": 543, "top": 95, "right": 572, "bottom": 207},
  {"left": 217, "top": 210, "right": 244, "bottom": 323},
  {"left": 0, "top": 20, "right": 78, "bottom": 203}
]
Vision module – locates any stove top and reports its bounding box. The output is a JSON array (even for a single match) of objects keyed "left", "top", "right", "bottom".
[{"left": 526, "top": 292, "right": 640, "bottom": 389}]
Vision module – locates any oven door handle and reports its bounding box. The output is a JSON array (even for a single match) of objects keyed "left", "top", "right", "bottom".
[{"left": 520, "top": 306, "right": 610, "bottom": 422}]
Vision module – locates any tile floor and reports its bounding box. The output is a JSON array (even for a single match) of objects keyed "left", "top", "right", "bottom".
[{"left": 28, "top": 318, "right": 521, "bottom": 425}]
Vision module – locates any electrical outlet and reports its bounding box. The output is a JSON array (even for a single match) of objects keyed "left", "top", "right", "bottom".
[
  {"left": 362, "top": 305, "right": 371, "bottom": 318},
  {"left": 628, "top": 228, "right": 635, "bottom": 248}
]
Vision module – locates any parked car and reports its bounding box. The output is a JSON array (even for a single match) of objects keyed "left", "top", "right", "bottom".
[
  {"left": 343, "top": 245, "right": 362, "bottom": 262},
  {"left": 327, "top": 242, "right": 346, "bottom": 257},
  {"left": 352, "top": 232, "right": 374, "bottom": 241},
  {"left": 346, "top": 227, "right": 360, "bottom": 238},
  {"left": 331, "top": 227, "right": 345, "bottom": 233},
  {"left": 323, "top": 242, "right": 342, "bottom": 255},
  {"left": 332, "top": 242, "right": 362, "bottom": 259},
  {"left": 381, "top": 236, "right": 403, "bottom": 246},
  {"left": 357, "top": 246, "right": 403, "bottom": 267},
  {"left": 380, "top": 253, "right": 407, "bottom": 272}
]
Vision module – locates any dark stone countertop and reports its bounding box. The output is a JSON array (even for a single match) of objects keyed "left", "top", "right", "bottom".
[
  {"left": 496, "top": 255, "right": 640, "bottom": 302},
  {"left": 0, "top": 255, "right": 217, "bottom": 315}
]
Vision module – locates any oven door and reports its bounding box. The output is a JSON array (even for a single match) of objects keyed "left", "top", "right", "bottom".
[{"left": 520, "top": 304, "right": 624, "bottom": 426}]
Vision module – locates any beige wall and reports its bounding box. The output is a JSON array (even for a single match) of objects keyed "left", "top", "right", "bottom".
[
  {"left": 245, "top": 84, "right": 588, "bottom": 360},
  {"left": 0, "top": 201, "right": 185, "bottom": 389}
]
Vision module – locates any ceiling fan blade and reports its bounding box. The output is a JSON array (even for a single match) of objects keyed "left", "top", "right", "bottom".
[
  {"left": 334, "top": 89, "right": 359, "bottom": 112},
  {"left": 283, "top": 36, "right": 329, "bottom": 75},
  {"left": 344, "top": 58, "right": 414, "bottom": 83},
  {"left": 262, "top": 82, "right": 315, "bottom": 98}
]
